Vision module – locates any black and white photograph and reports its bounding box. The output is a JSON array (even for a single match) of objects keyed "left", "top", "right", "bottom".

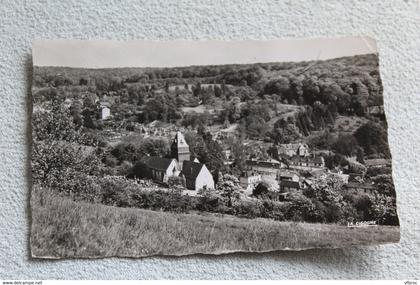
[{"left": 30, "top": 38, "right": 400, "bottom": 258}]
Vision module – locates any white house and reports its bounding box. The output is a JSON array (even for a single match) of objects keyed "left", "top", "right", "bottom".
[
  {"left": 101, "top": 106, "right": 111, "bottom": 120},
  {"left": 288, "top": 155, "right": 325, "bottom": 171},
  {"left": 181, "top": 161, "right": 214, "bottom": 191},
  {"left": 277, "top": 170, "right": 300, "bottom": 182},
  {"left": 278, "top": 143, "right": 309, "bottom": 157},
  {"left": 239, "top": 171, "right": 262, "bottom": 194}
]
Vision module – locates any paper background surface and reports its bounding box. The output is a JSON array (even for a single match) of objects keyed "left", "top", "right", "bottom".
[
  {"left": 0, "top": 0, "right": 419, "bottom": 279},
  {"left": 32, "top": 37, "right": 377, "bottom": 68}
]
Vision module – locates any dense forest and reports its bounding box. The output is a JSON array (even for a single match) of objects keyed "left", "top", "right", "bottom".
[{"left": 33, "top": 53, "right": 390, "bottom": 152}]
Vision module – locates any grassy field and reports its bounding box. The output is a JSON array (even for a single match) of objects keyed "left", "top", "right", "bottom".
[{"left": 30, "top": 187, "right": 400, "bottom": 258}]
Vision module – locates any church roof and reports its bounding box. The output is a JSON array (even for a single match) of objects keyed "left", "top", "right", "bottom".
[
  {"left": 181, "top": 161, "right": 204, "bottom": 180},
  {"left": 142, "top": 156, "right": 174, "bottom": 171}
]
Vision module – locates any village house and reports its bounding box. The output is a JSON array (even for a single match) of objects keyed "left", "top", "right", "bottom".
[
  {"left": 288, "top": 155, "right": 325, "bottom": 171},
  {"left": 100, "top": 106, "right": 111, "bottom": 120},
  {"left": 277, "top": 170, "right": 300, "bottom": 182},
  {"left": 181, "top": 161, "right": 215, "bottom": 190},
  {"left": 348, "top": 173, "right": 365, "bottom": 183},
  {"left": 328, "top": 170, "right": 350, "bottom": 184},
  {"left": 367, "top": 105, "right": 384, "bottom": 115},
  {"left": 222, "top": 149, "right": 234, "bottom": 166},
  {"left": 344, "top": 182, "right": 376, "bottom": 195},
  {"left": 280, "top": 180, "right": 301, "bottom": 193},
  {"left": 246, "top": 158, "right": 285, "bottom": 177},
  {"left": 98, "top": 101, "right": 112, "bottom": 120},
  {"left": 141, "top": 156, "right": 180, "bottom": 183},
  {"left": 364, "top": 158, "right": 391, "bottom": 168},
  {"left": 278, "top": 143, "right": 309, "bottom": 157},
  {"left": 346, "top": 156, "right": 368, "bottom": 174},
  {"left": 277, "top": 170, "right": 301, "bottom": 193},
  {"left": 239, "top": 171, "right": 262, "bottom": 194}
]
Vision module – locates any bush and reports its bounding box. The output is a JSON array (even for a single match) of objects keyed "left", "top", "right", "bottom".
[
  {"left": 253, "top": 183, "right": 269, "bottom": 198},
  {"left": 128, "top": 161, "right": 151, "bottom": 179},
  {"left": 233, "top": 199, "right": 263, "bottom": 218},
  {"left": 43, "top": 167, "right": 398, "bottom": 225},
  {"left": 196, "top": 188, "right": 226, "bottom": 213},
  {"left": 103, "top": 155, "right": 119, "bottom": 167},
  {"left": 285, "top": 193, "right": 316, "bottom": 222},
  {"left": 260, "top": 200, "right": 287, "bottom": 221},
  {"left": 167, "top": 176, "right": 186, "bottom": 188},
  {"left": 116, "top": 161, "right": 134, "bottom": 176}
]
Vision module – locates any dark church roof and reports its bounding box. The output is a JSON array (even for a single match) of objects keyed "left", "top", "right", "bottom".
[
  {"left": 281, "top": 180, "right": 300, "bottom": 189},
  {"left": 246, "top": 159, "right": 281, "bottom": 168},
  {"left": 181, "top": 161, "right": 204, "bottom": 180},
  {"left": 142, "top": 156, "right": 174, "bottom": 171},
  {"left": 290, "top": 155, "right": 324, "bottom": 165}
]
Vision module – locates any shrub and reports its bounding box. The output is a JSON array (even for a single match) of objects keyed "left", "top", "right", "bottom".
[
  {"left": 103, "top": 155, "right": 119, "bottom": 168},
  {"left": 253, "top": 183, "right": 267, "bottom": 197},
  {"left": 167, "top": 176, "right": 186, "bottom": 188},
  {"left": 233, "top": 199, "right": 263, "bottom": 218},
  {"left": 285, "top": 193, "right": 316, "bottom": 222},
  {"left": 128, "top": 161, "right": 151, "bottom": 179},
  {"left": 196, "top": 188, "right": 225, "bottom": 213},
  {"left": 116, "top": 161, "right": 133, "bottom": 176},
  {"left": 260, "top": 200, "right": 287, "bottom": 221}
]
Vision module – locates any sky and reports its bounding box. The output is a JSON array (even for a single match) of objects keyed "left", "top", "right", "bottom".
[{"left": 32, "top": 36, "right": 377, "bottom": 68}]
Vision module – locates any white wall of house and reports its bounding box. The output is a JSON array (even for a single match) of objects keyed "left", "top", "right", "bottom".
[
  {"left": 240, "top": 174, "right": 262, "bottom": 195},
  {"left": 195, "top": 164, "right": 214, "bottom": 190},
  {"left": 163, "top": 159, "right": 179, "bottom": 183},
  {"left": 281, "top": 174, "right": 299, "bottom": 182}
]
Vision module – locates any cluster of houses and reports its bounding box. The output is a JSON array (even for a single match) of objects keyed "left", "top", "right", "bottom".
[
  {"left": 240, "top": 141, "right": 392, "bottom": 198},
  {"left": 136, "top": 134, "right": 327, "bottom": 197},
  {"left": 237, "top": 142, "right": 385, "bottom": 198},
  {"left": 239, "top": 143, "right": 325, "bottom": 195},
  {"left": 135, "top": 133, "right": 385, "bottom": 199}
]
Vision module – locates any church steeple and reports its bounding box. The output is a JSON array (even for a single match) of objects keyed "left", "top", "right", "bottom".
[{"left": 171, "top": 132, "right": 190, "bottom": 169}]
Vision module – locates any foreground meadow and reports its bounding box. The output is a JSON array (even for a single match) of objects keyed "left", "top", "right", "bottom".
[{"left": 30, "top": 187, "right": 400, "bottom": 258}]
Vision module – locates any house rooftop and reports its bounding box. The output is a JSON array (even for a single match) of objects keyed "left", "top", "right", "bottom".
[
  {"left": 240, "top": 171, "right": 260, "bottom": 178},
  {"left": 290, "top": 155, "right": 324, "bottom": 164},
  {"left": 247, "top": 158, "right": 281, "bottom": 165},
  {"left": 142, "top": 156, "right": 174, "bottom": 171},
  {"left": 281, "top": 180, "right": 300, "bottom": 189},
  {"left": 181, "top": 161, "right": 204, "bottom": 180},
  {"left": 277, "top": 170, "right": 299, "bottom": 178},
  {"left": 346, "top": 182, "right": 375, "bottom": 189},
  {"left": 279, "top": 143, "right": 307, "bottom": 149},
  {"left": 364, "top": 159, "right": 391, "bottom": 167}
]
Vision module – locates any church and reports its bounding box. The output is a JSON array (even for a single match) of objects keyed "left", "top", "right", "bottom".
[{"left": 143, "top": 132, "right": 215, "bottom": 191}]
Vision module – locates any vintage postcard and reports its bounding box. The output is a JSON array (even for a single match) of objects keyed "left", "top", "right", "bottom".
[{"left": 30, "top": 37, "right": 399, "bottom": 258}]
